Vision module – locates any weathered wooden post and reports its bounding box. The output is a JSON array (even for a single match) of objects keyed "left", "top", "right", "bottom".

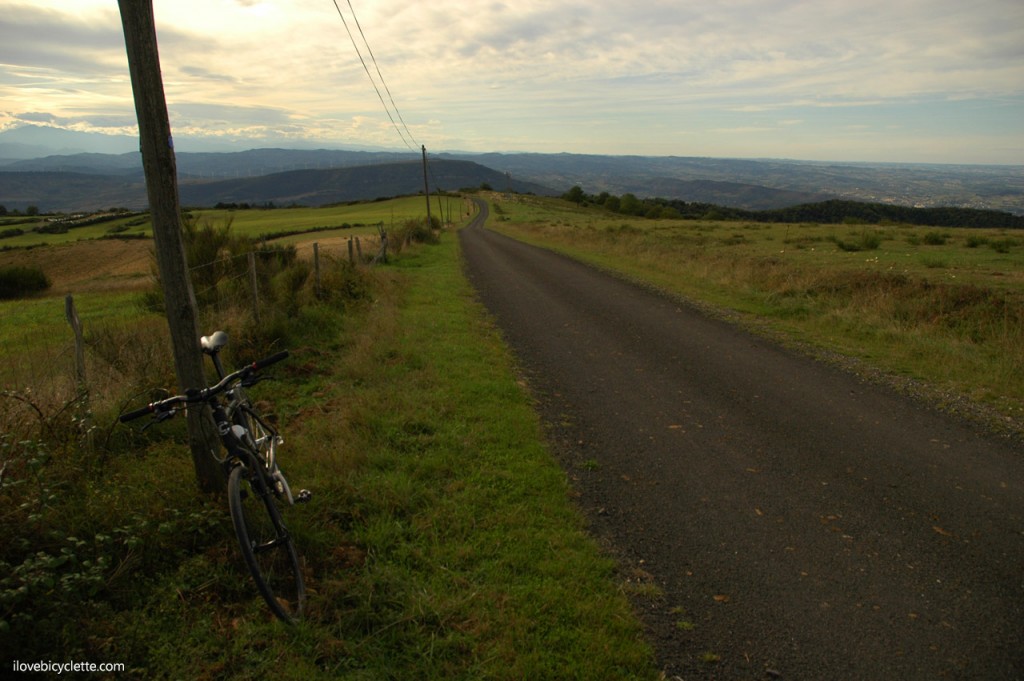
[
  {"left": 248, "top": 251, "right": 260, "bottom": 326},
  {"left": 119, "top": 0, "right": 223, "bottom": 491},
  {"left": 64, "top": 295, "right": 86, "bottom": 389},
  {"left": 64, "top": 294, "right": 94, "bottom": 451},
  {"left": 313, "top": 242, "right": 322, "bottom": 298}
]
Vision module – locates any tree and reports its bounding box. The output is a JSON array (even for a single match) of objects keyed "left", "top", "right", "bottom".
[
  {"left": 619, "top": 193, "right": 642, "bottom": 216},
  {"left": 563, "top": 185, "right": 586, "bottom": 205}
]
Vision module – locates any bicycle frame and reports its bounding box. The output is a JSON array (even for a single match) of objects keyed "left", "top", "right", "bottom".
[{"left": 120, "top": 338, "right": 306, "bottom": 622}]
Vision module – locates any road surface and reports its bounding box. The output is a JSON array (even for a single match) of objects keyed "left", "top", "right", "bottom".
[{"left": 459, "top": 200, "right": 1024, "bottom": 680}]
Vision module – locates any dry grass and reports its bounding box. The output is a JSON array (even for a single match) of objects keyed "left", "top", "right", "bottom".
[{"left": 0, "top": 239, "right": 154, "bottom": 294}]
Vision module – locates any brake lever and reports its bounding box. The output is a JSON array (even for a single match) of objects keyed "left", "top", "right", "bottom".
[
  {"left": 241, "top": 374, "right": 271, "bottom": 388},
  {"left": 141, "top": 407, "right": 177, "bottom": 432}
]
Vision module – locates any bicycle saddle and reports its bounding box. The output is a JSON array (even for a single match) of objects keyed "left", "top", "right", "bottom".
[{"left": 201, "top": 330, "right": 229, "bottom": 354}]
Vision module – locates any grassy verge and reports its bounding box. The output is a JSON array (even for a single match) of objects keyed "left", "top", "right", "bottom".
[
  {"left": 488, "top": 195, "right": 1024, "bottom": 427},
  {"left": 1, "top": 231, "right": 656, "bottom": 679}
]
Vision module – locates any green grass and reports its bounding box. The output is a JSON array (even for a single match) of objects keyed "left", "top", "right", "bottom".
[
  {"left": 0, "top": 196, "right": 460, "bottom": 248},
  {"left": 0, "top": 228, "right": 656, "bottom": 679},
  {"left": 0, "top": 291, "right": 146, "bottom": 347},
  {"left": 488, "top": 195, "right": 1024, "bottom": 422}
]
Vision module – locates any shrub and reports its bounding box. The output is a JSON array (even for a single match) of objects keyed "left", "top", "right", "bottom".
[
  {"left": 392, "top": 217, "right": 439, "bottom": 253},
  {"left": 990, "top": 238, "right": 1017, "bottom": 254},
  {"left": 0, "top": 266, "right": 51, "bottom": 299},
  {"left": 832, "top": 230, "right": 881, "bottom": 252}
]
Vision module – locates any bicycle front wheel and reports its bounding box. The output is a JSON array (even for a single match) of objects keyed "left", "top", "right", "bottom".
[
  {"left": 228, "top": 464, "right": 305, "bottom": 622},
  {"left": 233, "top": 404, "right": 278, "bottom": 471}
]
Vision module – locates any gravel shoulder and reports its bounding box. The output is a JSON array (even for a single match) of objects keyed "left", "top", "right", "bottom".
[{"left": 459, "top": 202, "right": 1024, "bottom": 680}]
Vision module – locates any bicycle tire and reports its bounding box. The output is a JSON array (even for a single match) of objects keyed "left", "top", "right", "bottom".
[{"left": 227, "top": 464, "right": 305, "bottom": 622}]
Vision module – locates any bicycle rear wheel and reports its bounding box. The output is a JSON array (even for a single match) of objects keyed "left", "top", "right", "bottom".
[{"left": 228, "top": 464, "right": 305, "bottom": 622}]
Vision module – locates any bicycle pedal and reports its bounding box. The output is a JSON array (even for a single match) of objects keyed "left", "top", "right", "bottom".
[{"left": 294, "top": 489, "right": 313, "bottom": 504}]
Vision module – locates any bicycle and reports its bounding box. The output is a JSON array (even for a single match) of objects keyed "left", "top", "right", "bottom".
[{"left": 120, "top": 331, "right": 310, "bottom": 623}]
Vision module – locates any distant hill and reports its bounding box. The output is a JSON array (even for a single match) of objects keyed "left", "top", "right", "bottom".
[
  {"left": 0, "top": 124, "right": 139, "bottom": 160},
  {"left": 1, "top": 130, "right": 1021, "bottom": 215},
  {"left": 179, "top": 159, "right": 553, "bottom": 207},
  {"left": 461, "top": 152, "right": 1024, "bottom": 215},
  {"left": 0, "top": 160, "right": 555, "bottom": 213},
  {"left": 639, "top": 177, "right": 830, "bottom": 211}
]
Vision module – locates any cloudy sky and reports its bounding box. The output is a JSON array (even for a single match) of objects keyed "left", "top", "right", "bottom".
[{"left": 2, "top": 0, "right": 1022, "bottom": 163}]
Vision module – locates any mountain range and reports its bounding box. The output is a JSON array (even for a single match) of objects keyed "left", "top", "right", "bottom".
[{"left": 1, "top": 124, "right": 1021, "bottom": 215}]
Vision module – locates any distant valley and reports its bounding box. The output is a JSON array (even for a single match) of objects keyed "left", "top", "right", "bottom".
[{"left": 1, "top": 126, "right": 1021, "bottom": 215}]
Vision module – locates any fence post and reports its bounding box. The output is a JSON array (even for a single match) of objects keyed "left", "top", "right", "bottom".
[
  {"left": 348, "top": 237, "right": 355, "bottom": 265},
  {"left": 64, "top": 294, "right": 93, "bottom": 450},
  {"left": 64, "top": 294, "right": 87, "bottom": 388},
  {"left": 355, "top": 237, "right": 363, "bottom": 263},
  {"left": 313, "top": 242, "right": 322, "bottom": 298},
  {"left": 248, "top": 252, "right": 260, "bottom": 326},
  {"left": 372, "top": 223, "right": 388, "bottom": 265}
]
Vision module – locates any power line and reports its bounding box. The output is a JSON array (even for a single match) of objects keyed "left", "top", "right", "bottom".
[
  {"left": 345, "top": 0, "right": 418, "bottom": 148},
  {"left": 329, "top": 0, "right": 417, "bottom": 151}
]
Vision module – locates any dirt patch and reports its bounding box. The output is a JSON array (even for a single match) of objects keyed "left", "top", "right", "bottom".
[{"left": 0, "top": 239, "right": 154, "bottom": 294}]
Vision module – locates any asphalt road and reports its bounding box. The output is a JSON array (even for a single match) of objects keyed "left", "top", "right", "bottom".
[{"left": 459, "top": 200, "right": 1024, "bottom": 680}]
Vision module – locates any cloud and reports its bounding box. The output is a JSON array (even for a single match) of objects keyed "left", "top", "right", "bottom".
[
  {"left": 0, "top": 0, "right": 1021, "bottom": 162},
  {"left": 14, "top": 112, "right": 59, "bottom": 124}
]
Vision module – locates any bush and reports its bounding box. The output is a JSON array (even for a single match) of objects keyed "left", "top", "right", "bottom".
[
  {"left": 990, "top": 238, "right": 1017, "bottom": 254},
  {"left": 832, "top": 230, "right": 881, "bottom": 252},
  {"left": 392, "top": 217, "right": 439, "bottom": 253},
  {"left": 0, "top": 266, "right": 51, "bottom": 299}
]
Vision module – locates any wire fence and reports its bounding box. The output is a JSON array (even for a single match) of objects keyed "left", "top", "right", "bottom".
[{"left": 0, "top": 231, "right": 387, "bottom": 438}]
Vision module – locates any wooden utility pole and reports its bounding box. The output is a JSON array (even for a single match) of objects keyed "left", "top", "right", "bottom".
[
  {"left": 421, "top": 145, "right": 433, "bottom": 229},
  {"left": 118, "top": 0, "right": 224, "bottom": 492}
]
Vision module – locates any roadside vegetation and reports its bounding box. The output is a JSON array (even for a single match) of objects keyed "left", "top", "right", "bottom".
[
  {"left": 0, "top": 199, "right": 656, "bottom": 679},
  {"left": 5, "top": 187, "right": 1021, "bottom": 677},
  {"left": 491, "top": 193, "right": 1024, "bottom": 429}
]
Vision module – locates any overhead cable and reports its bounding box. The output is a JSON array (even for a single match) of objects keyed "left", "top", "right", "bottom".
[
  {"left": 329, "top": 0, "right": 417, "bottom": 151},
  {"left": 345, "top": 0, "right": 418, "bottom": 148}
]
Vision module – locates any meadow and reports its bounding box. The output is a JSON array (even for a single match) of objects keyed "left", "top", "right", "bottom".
[
  {"left": 0, "top": 195, "right": 452, "bottom": 249},
  {"left": 0, "top": 198, "right": 657, "bottom": 679},
  {"left": 3, "top": 190, "right": 1022, "bottom": 677},
  {"left": 488, "top": 194, "right": 1024, "bottom": 428}
]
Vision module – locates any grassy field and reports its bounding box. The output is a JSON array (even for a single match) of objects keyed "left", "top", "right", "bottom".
[
  {"left": 488, "top": 194, "right": 1024, "bottom": 427},
  {"left": 5, "top": 190, "right": 1023, "bottom": 677},
  {"left": 0, "top": 203, "right": 657, "bottom": 679},
  {"left": 0, "top": 196, "right": 464, "bottom": 248}
]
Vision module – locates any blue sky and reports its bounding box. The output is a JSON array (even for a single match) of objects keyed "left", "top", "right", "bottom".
[{"left": 1, "top": 0, "right": 1022, "bottom": 163}]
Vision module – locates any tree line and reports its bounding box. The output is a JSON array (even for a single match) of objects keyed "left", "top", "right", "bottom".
[{"left": 562, "top": 186, "right": 1024, "bottom": 229}]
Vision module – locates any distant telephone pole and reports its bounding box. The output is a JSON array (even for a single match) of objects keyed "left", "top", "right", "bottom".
[
  {"left": 421, "top": 145, "right": 433, "bottom": 229},
  {"left": 118, "top": 0, "right": 223, "bottom": 492}
]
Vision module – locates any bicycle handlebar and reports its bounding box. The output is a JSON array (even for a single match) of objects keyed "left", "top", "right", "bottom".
[
  {"left": 251, "top": 350, "right": 289, "bottom": 371},
  {"left": 120, "top": 349, "right": 289, "bottom": 423}
]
